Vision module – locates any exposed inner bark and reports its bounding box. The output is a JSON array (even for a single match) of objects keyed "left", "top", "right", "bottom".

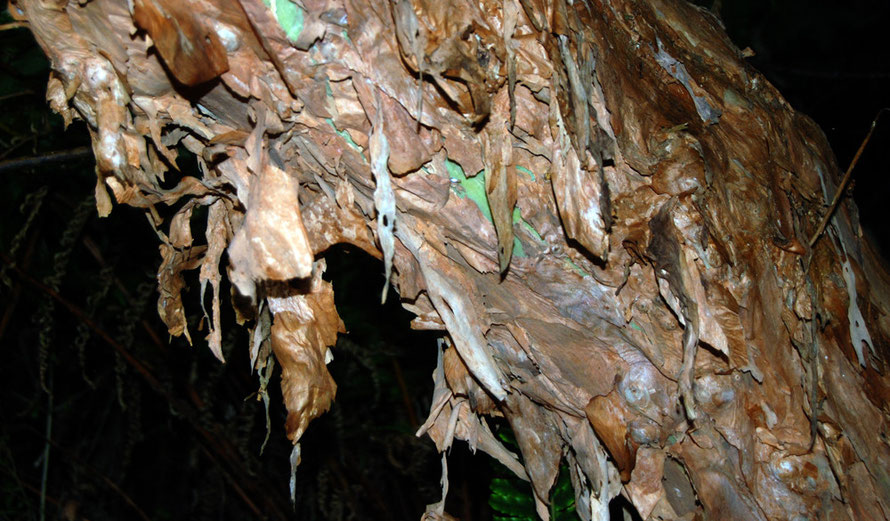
[{"left": 11, "top": 0, "right": 890, "bottom": 519}]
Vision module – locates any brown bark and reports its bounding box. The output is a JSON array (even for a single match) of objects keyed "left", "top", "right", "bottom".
[{"left": 11, "top": 0, "right": 890, "bottom": 518}]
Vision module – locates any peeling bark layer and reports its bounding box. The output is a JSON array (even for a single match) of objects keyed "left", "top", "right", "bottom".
[{"left": 12, "top": 0, "right": 890, "bottom": 518}]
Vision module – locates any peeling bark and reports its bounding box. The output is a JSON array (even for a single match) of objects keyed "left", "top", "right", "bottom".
[{"left": 12, "top": 0, "right": 890, "bottom": 518}]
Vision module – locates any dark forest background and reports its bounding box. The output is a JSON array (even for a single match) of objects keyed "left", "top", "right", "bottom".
[{"left": 1, "top": 1, "right": 888, "bottom": 520}]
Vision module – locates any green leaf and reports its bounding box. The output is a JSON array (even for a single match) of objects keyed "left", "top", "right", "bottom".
[
  {"left": 554, "top": 508, "right": 581, "bottom": 521},
  {"left": 489, "top": 425, "right": 580, "bottom": 520},
  {"left": 446, "top": 159, "right": 492, "bottom": 222},
  {"left": 551, "top": 470, "right": 575, "bottom": 511},
  {"left": 262, "top": 0, "right": 305, "bottom": 43},
  {"left": 489, "top": 477, "right": 536, "bottom": 518}
]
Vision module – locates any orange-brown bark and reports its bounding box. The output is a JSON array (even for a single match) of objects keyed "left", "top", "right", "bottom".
[{"left": 12, "top": 0, "right": 890, "bottom": 518}]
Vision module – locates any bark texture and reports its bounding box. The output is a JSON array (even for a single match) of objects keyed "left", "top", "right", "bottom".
[{"left": 11, "top": 0, "right": 890, "bottom": 519}]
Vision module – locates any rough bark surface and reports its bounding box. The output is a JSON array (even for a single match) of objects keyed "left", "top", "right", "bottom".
[{"left": 12, "top": 0, "right": 890, "bottom": 519}]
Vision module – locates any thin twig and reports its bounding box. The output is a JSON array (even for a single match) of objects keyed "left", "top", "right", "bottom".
[
  {"left": 24, "top": 427, "right": 153, "bottom": 521},
  {"left": 0, "top": 22, "right": 28, "bottom": 31},
  {"left": 196, "top": 444, "right": 265, "bottom": 519},
  {"left": 0, "top": 135, "right": 36, "bottom": 161},
  {"left": 39, "top": 374, "right": 52, "bottom": 521},
  {"left": 0, "top": 89, "right": 34, "bottom": 102},
  {"left": 809, "top": 109, "right": 887, "bottom": 247},
  {"left": 0, "top": 146, "right": 92, "bottom": 174},
  {"left": 18, "top": 480, "right": 59, "bottom": 509}
]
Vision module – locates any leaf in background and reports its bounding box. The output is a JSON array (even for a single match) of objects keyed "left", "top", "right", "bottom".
[
  {"left": 262, "top": 0, "right": 304, "bottom": 42},
  {"left": 490, "top": 477, "right": 536, "bottom": 520},
  {"left": 490, "top": 426, "right": 577, "bottom": 521},
  {"left": 550, "top": 467, "right": 578, "bottom": 521}
]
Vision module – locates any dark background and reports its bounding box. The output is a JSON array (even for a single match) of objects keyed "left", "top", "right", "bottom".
[
  {"left": 712, "top": 0, "right": 890, "bottom": 257},
  {"left": 1, "top": 1, "right": 888, "bottom": 520}
]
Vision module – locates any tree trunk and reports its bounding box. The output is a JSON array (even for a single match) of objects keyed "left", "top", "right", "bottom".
[{"left": 11, "top": 0, "right": 890, "bottom": 518}]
